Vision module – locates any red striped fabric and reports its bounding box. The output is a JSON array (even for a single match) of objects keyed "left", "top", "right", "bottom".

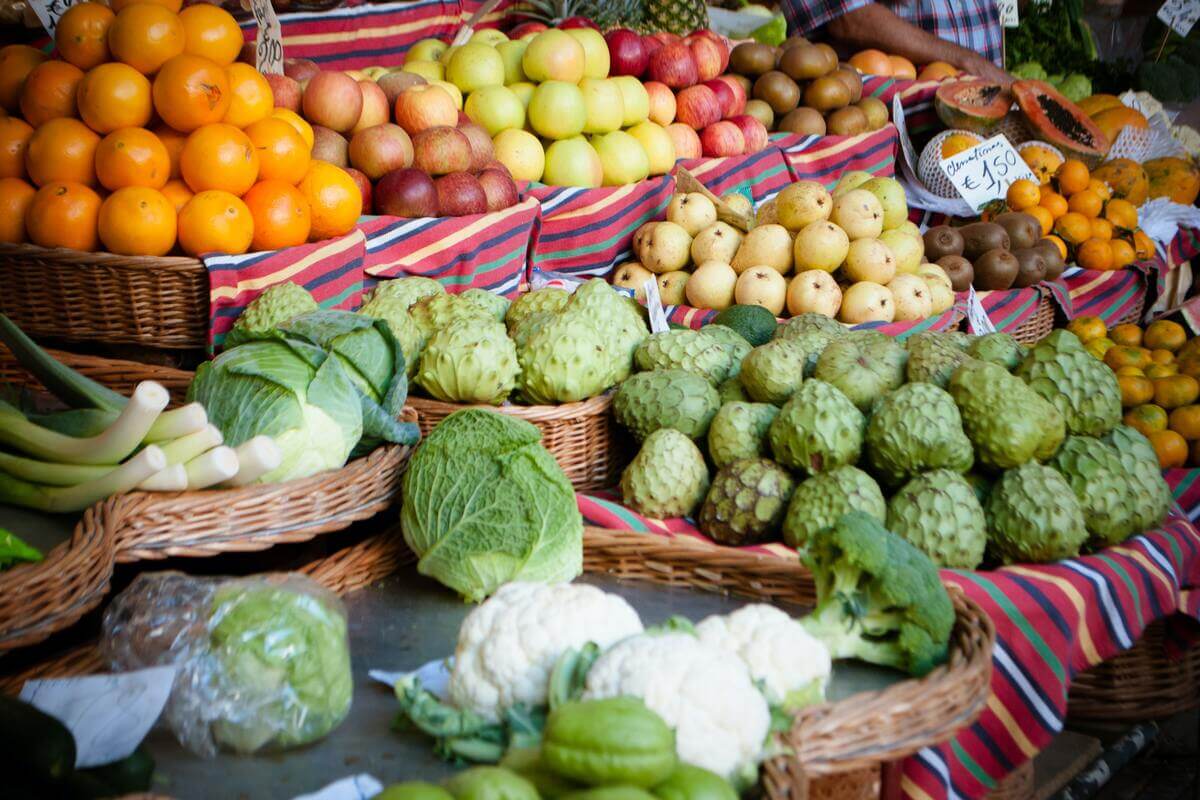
[
  {"left": 1061, "top": 266, "right": 1148, "bottom": 326},
  {"left": 773, "top": 124, "right": 899, "bottom": 189},
  {"left": 676, "top": 147, "right": 796, "bottom": 204},
  {"left": 974, "top": 286, "right": 1050, "bottom": 333}
]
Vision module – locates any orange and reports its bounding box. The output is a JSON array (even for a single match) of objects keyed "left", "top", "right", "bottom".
[
  {"left": 0, "top": 45, "right": 48, "bottom": 113},
  {"left": 1118, "top": 373, "right": 1154, "bottom": 407},
  {"left": 1149, "top": 429, "right": 1188, "bottom": 468},
  {"left": 244, "top": 180, "right": 311, "bottom": 250},
  {"left": 1169, "top": 405, "right": 1200, "bottom": 440},
  {"left": 1109, "top": 323, "right": 1143, "bottom": 348},
  {"left": 0, "top": 116, "right": 34, "bottom": 179},
  {"left": 1104, "top": 198, "right": 1138, "bottom": 231},
  {"left": 25, "top": 118, "right": 100, "bottom": 187},
  {"left": 888, "top": 55, "right": 916, "bottom": 80},
  {"left": 1043, "top": 234, "right": 1068, "bottom": 260},
  {"left": 152, "top": 54, "right": 231, "bottom": 133},
  {"left": 1115, "top": 365, "right": 1145, "bottom": 376},
  {"left": 1153, "top": 374, "right": 1200, "bottom": 409},
  {"left": 1151, "top": 349, "right": 1177, "bottom": 365},
  {"left": 1132, "top": 229, "right": 1155, "bottom": 261},
  {"left": 19, "top": 60, "right": 84, "bottom": 127},
  {"left": 270, "top": 108, "right": 313, "bottom": 150},
  {"left": 1067, "top": 315, "right": 1107, "bottom": 343},
  {"left": 1125, "top": 404, "right": 1168, "bottom": 437},
  {"left": 76, "top": 62, "right": 153, "bottom": 133},
  {"left": 297, "top": 160, "right": 361, "bottom": 240},
  {"left": 848, "top": 49, "right": 892, "bottom": 76},
  {"left": 95, "top": 127, "right": 170, "bottom": 190},
  {"left": 1144, "top": 320, "right": 1187, "bottom": 352},
  {"left": 98, "top": 186, "right": 176, "bottom": 255},
  {"left": 179, "top": 123, "right": 259, "bottom": 195},
  {"left": 1076, "top": 238, "right": 1114, "bottom": 271},
  {"left": 1146, "top": 363, "right": 1178, "bottom": 378},
  {"left": 244, "top": 118, "right": 310, "bottom": 184},
  {"left": 0, "top": 177, "right": 36, "bottom": 243},
  {"left": 177, "top": 4, "right": 243, "bottom": 66},
  {"left": 160, "top": 178, "right": 193, "bottom": 211},
  {"left": 1086, "top": 178, "right": 1112, "bottom": 201},
  {"left": 1006, "top": 178, "right": 1040, "bottom": 211},
  {"left": 153, "top": 125, "right": 187, "bottom": 178},
  {"left": 110, "top": 0, "right": 182, "bottom": 11},
  {"left": 1089, "top": 217, "right": 1113, "bottom": 241},
  {"left": 1056, "top": 159, "right": 1090, "bottom": 195},
  {"left": 107, "top": 4, "right": 185, "bottom": 76},
  {"left": 25, "top": 181, "right": 102, "bottom": 250},
  {"left": 1085, "top": 337, "right": 1115, "bottom": 360},
  {"left": 1053, "top": 211, "right": 1092, "bottom": 245},
  {"left": 222, "top": 62, "right": 273, "bottom": 128},
  {"left": 55, "top": 3, "right": 115, "bottom": 71},
  {"left": 1109, "top": 238, "right": 1136, "bottom": 269},
  {"left": 177, "top": 189, "right": 252, "bottom": 255},
  {"left": 1067, "top": 189, "right": 1103, "bottom": 218},
  {"left": 1026, "top": 205, "right": 1054, "bottom": 236},
  {"left": 1039, "top": 191, "right": 1068, "bottom": 219},
  {"left": 1104, "top": 344, "right": 1152, "bottom": 371}
]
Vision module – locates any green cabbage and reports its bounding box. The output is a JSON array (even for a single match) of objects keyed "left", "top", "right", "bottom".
[
  {"left": 1011, "top": 62, "right": 1048, "bottom": 81},
  {"left": 1057, "top": 73, "right": 1092, "bottom": 103},
  {"left": 400, "top": 409, "right": 583, "bottom": 601}
]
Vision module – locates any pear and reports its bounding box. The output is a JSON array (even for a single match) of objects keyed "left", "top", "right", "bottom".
[
  {"left": 776, "top": 180, "right": 833, "bottom": 231},
  {"left": 879, "top": 228, "right": 923, "bottom": 274},
  {"left": 687, "top": 260, "right": 738, "bottom": 310},
  {"left": 612, "top": 261, "right": 655, "bottom": 301},
  {"left": 841, "top": 238, "right": 896, "bottom": 284},
  {"left": 734, "top": 267, "right": 787, "bottom": 315},
  {"left": 839, "top": 281, "right": 894, "bottom": 324},
  {"left": 887, "top": 274, "right": 933, "bottom": 321},
  {"left": 657, "top": 270, "right": 690, "bottom": 305},
  {"left": 666, "top": 192, "right": 718, "bottom": 236},
  {"left": 691, "top": 222, "right": 743, "bottom": 265},
  {"left": 787, "top": 269, "right": 843, "bottom": 318},
  {"left": 731, "top": 224, "right": 793, "bottom": 275},
  {"left": 637, "top": 221, "right": 692, "bottom": 273}
]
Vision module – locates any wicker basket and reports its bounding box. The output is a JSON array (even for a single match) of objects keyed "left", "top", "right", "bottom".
[
  {"left": 409, "top": 394, "right": 626, "bottom": 491},
  {"left": 1067, "top": 617, "right": 1200, "bottom": 721},
  {"left": 987, "top": 760, "right": 1034, "bottom": 800},
  {"left": 0, "top": 242, "right": 208, "bottom": 350},
  {"left": 1009, "top": 293, "right": 1056, "bottom": 344}
]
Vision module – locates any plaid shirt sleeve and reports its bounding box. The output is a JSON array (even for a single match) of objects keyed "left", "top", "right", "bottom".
[{"left": 780, "top": 0, "right": 875, "bottom": 37}]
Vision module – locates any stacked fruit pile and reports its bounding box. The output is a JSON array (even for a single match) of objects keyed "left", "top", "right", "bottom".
[
  {"left": 612, "top": 320, "right": 1172, "bottom": 569},
  {"left": 846, "top": 49, "right": 960, "bottom": 82},
  {"left": 0, "top": 1, "right": 361, "bottom": 257},
  {"left": 921, "top": 214, "right": 1065, "bottom": 291}
]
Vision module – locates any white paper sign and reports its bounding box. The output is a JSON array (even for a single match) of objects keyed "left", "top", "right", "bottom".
[
  {"left": 642, "top": 277, "right": 670, "bottom": 334},
  {"left": 20, "top": 666, "right": 176, "bottom": 768},
  {"left": 369, "top": 657, "right": 453, "bottom": 700},
  {"left": 1158, "top": 0, "right": 1200, "bottom": 37},
  {"left": 251, "top": 0, "right": 285, "bottom": 76},
  {"left": 966, "top": 286, "right": 997, "bottom": 334},
  {"left": 292, "top": 774, "right": 384, "bottom": 800},
  {"left": 940, "top": 135, "right": 1038, "bottom": 211},
  {"left": 998, "top": 0, "right": 1019, "bottom": 28},
  {"left": 26, "top": 0, "right": 79, "bottom": 37}
]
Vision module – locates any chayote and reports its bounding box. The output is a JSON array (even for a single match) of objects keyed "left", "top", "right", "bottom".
[
  {"left": 376, "top": 783, "right": 455, "bottom": 800},
  {"left": 541, "top": 698, "right": 676, "bottom": 788},
  {"left": 500, "top": 747, "right": 583, "bottom": 799},
  {"left": 444, "top": 767, "right": 539, "bottom": 800},
  {"left": 563, "top": 789, "right": 658, "bottom": 800},
  {"left": 651, "top": 765, "right": 738, "bottom": 800}
]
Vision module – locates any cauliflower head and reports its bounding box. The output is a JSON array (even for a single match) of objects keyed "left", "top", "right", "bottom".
[
  {"left": 696, "top": 604, "right": 831, "bottom": 710},
  {"left": 1171, "top": 124, "right": 1200, "bottom": 160},
  {"left": 448, "top": 582, "right": 643, "bottom": 722},
  {"left": 582, "top": 631, "right": 771, "bottom": 781}
]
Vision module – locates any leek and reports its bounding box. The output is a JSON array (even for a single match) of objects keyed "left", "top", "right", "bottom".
[
  {"left": 0, "top": 452, "right": 110, "bottom": 486},
  {"left": 0, "top": 446, "right": 167, "bottom": 512},
  {"left": 157, "top": 424, "right": 222, "bottom": 465},
  {"left": 145, "top": 403, "right": 208, "bottom": 443},
  {"left": 139, "top": 464, "right": 188, "bottom": 492},
  {"left": 223, "top": 437, "right": 283, "bottom": 487},
  {"left": 184, "top": 446, "right": 239, "bottom": 489}
]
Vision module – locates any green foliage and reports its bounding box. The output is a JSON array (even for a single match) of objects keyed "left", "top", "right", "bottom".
[{"left": 1005, "top": 0, "right": 1097, "bottom": 79}]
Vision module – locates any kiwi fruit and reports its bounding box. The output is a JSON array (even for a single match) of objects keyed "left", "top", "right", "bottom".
[
  {"left": 937, "top": 255, "right": 974, "bottom": 292},
  {"left": 832, "top": 68, "right": 863, "bottom": 103},
  {"left": 994, "top": 212, "right": 1042, "bottom": 250},
  {"left": 826, "top": 105, "right": 869, "bottom": 136},
  {"left": 973, "top": 248, "right": 1020, "bottom": 290},
  {"left": 856, "top": 96, "right": 889, "bottom": 130},
  {"left": 731, "top": 43, "right": 778, "bottom": 77},
  {"left": 754, "top": 71, "right": 802, "bottom": 114},
  {"left": 804, "top": 76, "right": 851, "bottom": 112},
  {"left": 1011, "top": 247, "right": 1047, "bottom": 288},
  {"left": 779, "top": 44, "right": 832, "bottom": 81},
  {"left": 782, "top": 34, "right": 810, "bottom": 50},
  {"left": 777, "top": 107, "right": 826, "bottom": 136},
  {"left": 814, "top": 43, "right": 840, "bottom": 74},
  {"left": 959, "top": 222, "right": 1011, "bottom": 262},
  {"left": 923, "top": 225, "right": 964, "bottom": 260},
  {"left": 744, "top": 98, "right": 775, "bottom": 130},
  {"left": 1034, "top": 239, "right": 1066, "bottom": 280}
]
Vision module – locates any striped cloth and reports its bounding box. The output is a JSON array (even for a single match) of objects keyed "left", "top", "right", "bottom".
[
  {"left": 1060, "top": 266, "right": 1147, "bottom": 326},
  {"left": 973, "top": 285, "right": 1054, "bottom": 334},
  {"left": 677, "top": 148, "right": 796, "bottom": 204},
  {"left": 773, "top": 124, "right": 899, "bottom": 189}
]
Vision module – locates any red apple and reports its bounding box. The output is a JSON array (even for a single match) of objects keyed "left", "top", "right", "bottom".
[
  {"left": 353, "top": 80, "right": 391, "bottom": 133},
  {"left": 457, "top": 110, "right": 472, "bottom": 127},
  {"left": 700, "top": 121, "right": 745, "bottom": 157},
  {"left": 264, "top": 73, "right": 301, "bottom": 112},
  {"left": 640, "top": 35, "right": 664, "bottom": 59},
  {"left": 728, "top": 114, "right": 768, "bottom": 154},
  {"left": 644, "top": 81, "right": 677, "bottom": 125},
  {"left": 666, "top": 123, "right": 702, "bottom": 159},
  {"left": 605, "top": 29, "right": 648, "bottom": 77},
  {"left": 560, "top": 16, "right": 599, "bottom": 30},
  {"left": 375, "top": 168, "right": 439, "bottom": 217},
  {"left": 412, "top": 126, "right": 473, "bottom": 175},
  {"left": 701, "top": 78, "right": 736, "bottom": 119},
  {"left": 686, "top": 36, "right": 724, "bottom": 82},
  {"left": 481, "top": 158, "right": 513, "bottom": 177},
  {"left": 344, "top": 167, "right": 373, "bottom": 214},
  {"left": 674, "top": 85, "right": 721, "bottom": 130},
  {"left": 435, "top": 171, "right": 488, "bottom": 217},
  {"left": 687, "top": 29, "right": 730, "bottom": 72},
  {"left": 377, "top": 71, "right": 426, "bottom": 107},
  {"left": 349, "top": 123, "right": 414, "bottom": 180},
  {"left": 457, "top": 121, "right": 494, "bottom": 172},
  {"left": 717, "top": 75, "right": 747, "bottom": 116},
  {"left": 394, "top": 84, "right": 459, "bottom": 135},
  {"left": 477, "top": 167, "right": 520, "bottom": 212},
  {"left": 284, "top": 58, "right": 321, "bottom": 84},
  {"left": 647, "top": 42, "right": 699, "bottom": 88},
  {"left": 649, "top": 32, "right": 681, "bottom": 46},
  {"left": 311, "top": 126, "right": 350, "bottom": 167},
  {"left": 303, "top": 72, "right": 364, "bottom": 133},
  {"left": 509, "top": 21, "right": 548, "bottom": 38},
  {"left": 238, "top": 42, "right": 255, "bottom": 65}
]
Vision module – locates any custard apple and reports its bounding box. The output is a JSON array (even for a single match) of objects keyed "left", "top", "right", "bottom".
[
  {"left": 718, "top": 377, "right": 751, "bottom": 403},
  {"left": 769, "top": 380, "right": 864, "bottom": 476},
  {"left": 813, "top": 335, "right": 907, "bottom": 412},
  {"left": 905, "top": 332, "right": 969, "bottom": 388},
  {"left": 621, "top": 428, "right": 710, "bottom": 519},
  {"left": 1015, "top": 330, "right": 1122, "bottom": 437},
  {"left": 886, "top": 470, "right": 987, "bottom": 569},
  {"left": 942, "top": 331, "right": 973, "bottom": 350},
  {"left": 782, "top": 465, "right": 885, "bottom": 548},
  {"left": 701, "top": 324, "right": 752, "bottom": 377},
  {"left": 865, "top": 382, "right": 973, "bottom": 485},
  {"left": 949, "top": 360, "right": 1050, "bottom": 470},
  {"left": 568, "top": 279, "right": 648, "bottom": 384},
  {"left": 460, "top": 288, "right": 510, "bottom": 323},
  {"left": 415, "top": 320, "right": 519, "bottom": 405},
  {"left": 509, "top": 309, "right": 556, "bottom": 351},
  {"left": 1030, "top": 390, "right": 1066, "bottom": 461},
  {"left": 1049, "top": 435, "right": 1156, "bottom": 547},
  {"left": 985, "top": 462, "right": 1087, "bottom": 563},
  {"left": 357, "top": 293, "right": 428, "bottom": 377},
  {"left": 228, "top": 282, "right": 318, "bottom": 345},
  {"left": 773, "top": 327, "right": 837, "bottom": 377},
  {"left": 613, "top": 369, "right": 720, "bottom": 442},
  {"left": 774, "top": 313, "right": 845, "bottom": 340},
  {"left": 506, "top": 287, "right": 569, "bottom": 331},
  {"left": 739, "top": 339, "right": 806, "bottom": 405},
  {"left": 519, "top": 314, "right": 614, "bottom": 404},
  {"left": 967, "top": 333, "right": 1026, "bottom": 371},
  {"left": 1103, "top": 425, "right": 1172, "bottom": 534},
  {"left": 698, "top": 458, "right": 795, "bottom": 545},
  {"left": 635, "top": 330, "right": 734, "bottom": 385},
  {"left": 410, "top": 293, "right": 494, "bottom": 338},
  {"left": 707, "top": 401, "right": 779, "bottom": 468},
  {"left": 366, "top": 276, "right": 444, "bottom": 309}
]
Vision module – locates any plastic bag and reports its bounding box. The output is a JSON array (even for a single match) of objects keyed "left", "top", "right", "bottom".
[{"left": 102, "top": 571, "right": 353, "bottom": 758}]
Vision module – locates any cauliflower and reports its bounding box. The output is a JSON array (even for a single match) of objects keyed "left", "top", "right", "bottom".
[
  {"left": 1171, "top": 124, "right": 1200, "bottom": 160},
  {"left": 696, "top": 604, "right": 832, "bottom": 710},
  {"left": 582, "top": 631, "right": 770, "bottom": 782},
  {"left": 448, "top": 582, "right": 643, "bottom": 722}
]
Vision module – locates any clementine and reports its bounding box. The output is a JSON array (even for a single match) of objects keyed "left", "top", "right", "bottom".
[
  {"left": 1053, "top": 212, "right": 1092, "bottom": 246},
  {"left": 888, "top": 55, "right": 916, "bottom": 80},
  {"left": 1109, "top": 238, "right": 1136, "bottom": 269},
  {"left": 1104, "top": 198, "right": 1138, "bottom": 230},
  {"left": 111, "top": 0, "right": 182, "bottom": 11},
  {"left": 19, "top": 60, "right": 84, "bottom": 127},
  {"left": 107, "top": 3, "right": 185, "bottom": 75},
  {"left": 848, "top": 49, "right": 892, "bottom": 76},
  {"left": 180, "top": 123, "right": 259, "bottom": 195},
  {"left": 152, "top": 54, "right": 231, "bottom": 133},
  {"left": 0, "top": 116, "right": 34, "bottom": 179},
  {"left": 55, "top": 3, "right": 115, "bottom": 71},
  {"left": 95, "top": 127, "right": 170, "bottom": 190},
  {"left": 1026, "top": 205, "right": 1054, "bottom": 236},
  {"left": 0, "top": 177, "right": 36, "bottom": 243},
  {"left": 98, "top": 186, "right": 176, "bottom": 255},
  {"left": 177, "top": 189, "right": 252, "bottom": 255},
  {"left": 1075, "top": 237, "right": 1114, "bottom": 271},
  {"left": 177, "top": 4, "right": 242, "bottom": 66},
  {"left": 77, "top": 62, "right": 153, "bottom": 133},
  {"left": 1055, "top": 159, "right": 1090, "bottom": 195},
  {"left": 1043, "top": 234, "right": 1068, "bottom": 260},
  {"left": 297, "top": 160, "right": 361, "bottom": 240},
  {"left": 1038, "top": 191, "right": 1068, "bottom": 219},
  {"left": 160, "top": 178, "right": 193, "bottom": 211},
  {"left": 222, "top": 63, "right": 273, "bottom": 128},
  {"left": 244, "top": 118, "right": 310, "bottom": 184},
  {"left": 270, "top": 108, "right": 314, "bottom": 149},
  {"left": 152, "top": 124, "right": 187, "bottom": 179},
  {"left": 25, "top": 118, "right": 100, "bottom": 187},
  {"left": 1067, "top": 189, "right": 1103, "bottom": 218},
  {"left": 1006, "top": 178, "right": 1040, "bottom": 211},
  {"left": 1124, "top": 404, "right": 1168, "bottom": 437},
  {"left": 244, "top": 180, "right": 311, "bottom": 250},
  {"left": 1089, "top": 217, "right": 1113, "bottom": 241},
  {"left": 0, "top": 45, "right": 48, "bottom": 112},
  {"left": 1132, "top": 229, "right": 1155, "bottom": 261},
  {"left": 25, "top": 181, "right": 102, "bottom": 250},
  {"left": 1150, "top": 429, "right": 1188, "bottom": 468}
]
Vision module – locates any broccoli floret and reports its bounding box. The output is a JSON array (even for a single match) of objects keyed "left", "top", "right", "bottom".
[{"left": 800, "top": 511, "right": 955, "bottom": 677}]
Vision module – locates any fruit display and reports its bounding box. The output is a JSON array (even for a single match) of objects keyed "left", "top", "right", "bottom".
[
  {"left": 0, "top": 3, "right": 363, "bottom": 257},
  {"left": 921, "top": 212, "right": 1066, "bottom": 290},
  {"left": 847, "top": 49, "right": 961, "bottom": 83}
]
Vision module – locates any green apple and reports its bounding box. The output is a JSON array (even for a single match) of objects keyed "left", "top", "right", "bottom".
[
  {"left": 446, "top": 43, "right": 506, "bottom": 94},
  {"left": 439, "top": 44, "right": 459, "bottom": 67},
  {"left": 496, "top": 39, "right": 528, "bottom": 85},
  {"left": 626, "top": 121, "right": 676, "bottom": 176},
  {"left": 508, "top": 81, "right": 536, "bottom": 108},
  {"left": 429, "top": 79, "right": 463, "bottom": 109},
  {"left": 471, "top": 28, "right": 509, "bottom": 46},
  {"left": 612, "top": 76, "right": 649, "bottom": 127},
  {"left": 528, "top": 80, "right": 586, "bottom": 140},
  {"left": 543, "top": 136, "right": 603, "bottom": 188},
  {"left": 493, "top": 128, "right": 545, "bottom": 182},
  {"left": 402, "top": 60, "right": 445, "bottom": 83},
  {"left": 566, "top": 28, "right": 610, "bottom": 80},
  {"left": 579, "top": 78, "right": 624, "bottom": 135},
  {"left": 521, "top": 30, "right": 585, "bottom": 84},
  {"left": 591, "top": 130, "right": 650, "bottom": 186},
  {"left": 406, "top": 38, "right": 447, "bottom": 64},
  {"left": 465, "top": 85, "right": 525, "bottom": 136},
  {"left": 362, "top": 66, "right": 389, "bottom": 80}
]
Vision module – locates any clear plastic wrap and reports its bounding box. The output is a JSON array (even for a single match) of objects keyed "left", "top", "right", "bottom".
[{"left": 102, "top": 571, "right": 353, "bottom": 758}]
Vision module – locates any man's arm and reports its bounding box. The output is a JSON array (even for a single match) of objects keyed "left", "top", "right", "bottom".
[{"left": 826, "top": 3, "right": 1010, "bottom": 84}]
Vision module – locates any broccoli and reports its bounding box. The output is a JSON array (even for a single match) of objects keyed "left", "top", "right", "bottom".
[{"left": 799, "top": 512, "right": 955, "bottom": 677}]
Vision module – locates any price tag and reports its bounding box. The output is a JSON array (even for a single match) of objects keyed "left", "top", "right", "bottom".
[
  {"left": 966, "top": 286, "right": 997, "bottom": 334},
  {"left": 26, "top": 0, "right": 79, "bottom": 37},
  {"left": 250, "top": 0, "right": 284, "bottom": 76},
  {"left": 643, "top": 277, "right": 670, "bottom": 334},
  {"left": 940, "top": 135, "right": 1038, "bottom": 212},
  {"left": 1158, "top": 0, "right": 1200, "bottom": 37},
  {"left": 997, "top": 0, "right": 1019, "bottom": 28}
]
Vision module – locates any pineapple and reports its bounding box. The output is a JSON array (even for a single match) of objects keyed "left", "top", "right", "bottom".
[
  {"left": 516, "top": 0, "right": 643, "bottom": 31},
  {"left": 640, "top": 0, "right": 708, "bottom": 36}
]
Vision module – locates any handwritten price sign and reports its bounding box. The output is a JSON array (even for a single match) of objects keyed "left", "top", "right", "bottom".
[
  {"left": 1158, "top": 0, "right": 1200, "bottom": 37},
  {"left": 997, "top": 0, "right": 1019, "bottom": 28},
  {"left": 27, "top": 0, "right": 79, "bottom": 36},
  {"left": 251, "top": 0, "right": 284, "bottom": 75},
  {"left": 940, "top": 135, "right": 1037, "bottom": 211}
]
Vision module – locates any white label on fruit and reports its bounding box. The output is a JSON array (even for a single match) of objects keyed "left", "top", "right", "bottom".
[
  {"left": 643, "top": 277, "right": 670, "bottom": 334},
  {"left": 27, "top": 0, "right": 80, "bottom": 37},
  {"left": 966, "top": 286, "right": 997, "bottom": 334},
  {"left": 1158, "top": 0, "right": 1200, "bottom": 37},
  {"left": 292, "top": 774, "right": 384, "bottom": 800},
  {"left": 20, "top": 666, "right": 176, "bottom": 768},
  {"left": 998, "top": 0, "right": 1019, "bottom": 27},
  {"left": 251, "top": 0, "right": 285, "bottom": 75},
  {"left": 939, "top": 135, "right": 1037, "bottom": 212}
]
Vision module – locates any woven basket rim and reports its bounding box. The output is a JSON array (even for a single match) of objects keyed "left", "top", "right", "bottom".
[
  {"left": 0, "top": 241, "right": 203, "bottom": 269},
  {"left": 407, "top": 392, "right": 613, "bottom": 421}
]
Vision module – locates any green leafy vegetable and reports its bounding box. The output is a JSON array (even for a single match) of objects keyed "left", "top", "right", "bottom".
[
  {"left": 0, "top": 529, "right": 42, "bottom": 570},
  {"left": 1005, "top": 0, "right": 1097, "bottom": 81}
]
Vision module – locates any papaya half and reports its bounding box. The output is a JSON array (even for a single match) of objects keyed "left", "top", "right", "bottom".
[
  {"left": 933, "top": 80, "right": 1012, "bottom": 134},
  {"left": 1013, "top": 79, "right": 1110, "bottom": 166}
]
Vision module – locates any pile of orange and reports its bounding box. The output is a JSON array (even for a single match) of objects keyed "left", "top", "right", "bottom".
[
  {"left": 1004, "top": 158, "right": 1155, "bottom": 273},
  {"left": 0, "top": 0, "right": 360, "bottom": 258},
  {"left": 1068, "top": 315, "right": 1200, "bottom": 467}
]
